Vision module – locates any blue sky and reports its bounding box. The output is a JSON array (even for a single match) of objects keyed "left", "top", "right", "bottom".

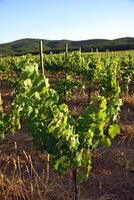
[{"left": 0, "top": 0, "right": 134, "bottom": 43}]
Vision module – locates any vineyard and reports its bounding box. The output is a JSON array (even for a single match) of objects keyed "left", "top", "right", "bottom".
[{"left": 0, "top": 50, "right": 134, "bottom": 200}]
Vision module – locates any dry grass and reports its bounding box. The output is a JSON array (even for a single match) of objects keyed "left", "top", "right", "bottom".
[
  {"left": 0, "top": 138, "right": 74, "bottom": 200},
  {"left": 119, "top": 91, "right": 134, "bottom": 148},
  {"left": 0, "top": 149, "right": 50, "bottom": 200},
  {"left": 119, "top": 124, "right": 134, "bottom": 148}
]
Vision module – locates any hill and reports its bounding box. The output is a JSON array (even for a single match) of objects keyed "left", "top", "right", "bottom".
[{"left": 0, "top": 37, "right": 134, "bottom": 55}]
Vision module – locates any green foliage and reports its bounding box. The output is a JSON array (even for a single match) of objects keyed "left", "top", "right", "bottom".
[
  {"left": 108, "top": 123, "right": 120, "bottom": 139},
  {"left": 120, "top": 55, "right": 134, "bottom": 92},
  {"left": 55, "top": 74, "right": 85, "bottom": 101},
  {"left": 1, "top": 50, "right": 133, "bottom": 183},
  {"left": 0, "top": 93, "right": 11, "bottom": 139},
  {"left": 10, "top": 56, "right": 123, "bottom": 182}
]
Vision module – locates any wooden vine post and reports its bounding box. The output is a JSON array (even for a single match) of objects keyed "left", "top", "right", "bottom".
[
  {"left": 39, "top": 40, "right": 44, "bottom": 75},
  {"left": 64, "top": 43, "right": 68, "bottom": 103},
  {"left": 0, "top": 92, "right": 3, "bottom": 117},
  {"left": 39, "top": 40, "right": 50, "bottom": 188},
  {"left": 72, "top": 168, "right": 79, "bottom": 200},
  {"left": 65, "top": 42, "right": 68, "bottom": 55},
  {"left": 88, "top": 83, "right": 91, "bottom": 102},
  {"left": 64, "top": 43, "right": 79, "bottom": 199},
  {"left": 89, "top": 48, "right": 93, "bottom": 102}
]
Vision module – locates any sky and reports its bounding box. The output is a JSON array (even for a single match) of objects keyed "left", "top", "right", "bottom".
[{"left": 0, "top": 0, "right": 134, "bottom": 44}]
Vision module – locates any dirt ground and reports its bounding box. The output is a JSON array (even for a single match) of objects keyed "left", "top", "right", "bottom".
[{"left": 0, "top": 75, "right": 134, "bottom": 200}]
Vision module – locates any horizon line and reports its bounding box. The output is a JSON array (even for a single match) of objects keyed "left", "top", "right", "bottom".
[{"left": 0, "top": 36, "right": 134, "bottom": 45}]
